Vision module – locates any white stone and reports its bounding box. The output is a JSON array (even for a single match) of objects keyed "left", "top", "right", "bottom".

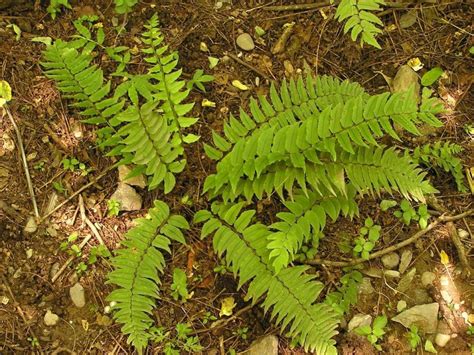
[
  {"left": 118, "top": 165, "right": 146, "bottom": 188},
  {"left": 236, "top": 33, "right": 255, "bottom": 51},
  {"left": 399, "top": 249, "right": 413, "bottom": 274},
  {"left": 381, "top": 252, "right": 400, "bottom": 269},
  {"left": 397, "top": 300, "right": 407, "bottom": 313},
  {"left": 110, "top": 183, "right": 142, "bottom": 212},
  {"left": 44, "top": 310, "right": 59, "bottom": 326},
  {"left": 23, "top": 216, "right": 37, "bottom": 233},
  {"left": 245, "top": 335, "right": 278, "bottom": 355},
  {"left": 435, "top": 333, "right": 451, "bottom": 347},
  {"left": 348, "top": 314, "right": 372, "bottom": 333},
  {"left": 69, "top": 282, "right": 86, "bottom": 308}
]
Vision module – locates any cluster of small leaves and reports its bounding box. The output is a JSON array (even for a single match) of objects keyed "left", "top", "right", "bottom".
[
  {"left": 47, "top": 0, "right": 71, "bottom": 19},
  {"left": 406, "top": 325, "right": 421, "bottom": 350},
  {"left": 353, "top": 218, "right": 381, "bottom": 260},
  {"left": 107, "top": 199, "right": 121, "bottom": 217},
  {"left": 325, "top": 270, "right": 362, "bottom": 315},
  {"left": 170, "top": 268, "right": 190, "bottom": 302},
  {"left": 411, "top": 141, "right": 466, "bottom": 192},
  {"left": 149, "top": 323, "right": 203, "bottom": 355},
  {"left": 394, "top": 200, "right": 430, "bottom": 229},
  {"left": 114, "top": 0, "right": 138, "bottom": 14},
  {"left": 354, "top": 315, "right": 388, "bottom": 351},
  {"left": 335, "top": 0, "right": 386, "bottom": 49}
]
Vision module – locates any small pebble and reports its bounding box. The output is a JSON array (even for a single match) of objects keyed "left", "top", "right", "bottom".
[
  {"left": 44, "top": 310, "right": 59, "bottom": 326},
  {"left": 236, "top": 33, "right": 255, "bottom": 51},
  {"left": 23, "top": 216, "right": 37, "bottom": 234},
  {"left": 69, "top": 282, "right": 86, "bottom": 308},
  {"left": 399, "top": 249, "right": 413, "bottom": 274},
  {"left": 435, "top": 333, "right": 451, "bottom": 347},
  {"left": 397, "top": 300, "right": 407, "bottom": 312},
  {"left": 381, "top": 252, "right": 400, "bottom": 269}
]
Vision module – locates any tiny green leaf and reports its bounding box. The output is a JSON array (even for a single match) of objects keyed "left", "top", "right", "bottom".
[
  {"left": 421, "top": 67, "right": 444, "bottom": 86},
  {"left": 424, "top": 340, "right": 437, "bottom": 353}
]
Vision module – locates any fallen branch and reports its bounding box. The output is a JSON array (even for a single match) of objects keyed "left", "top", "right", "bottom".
[
  {"left": 265, "top": 1, "right": 417, "bottom": 12},
  {"left": 79, "top": 194, "right": 108, "bottom": 250},
  {"left": 446, "top": 221, "right": 472, "bottom": 276},
  {"left": 305, "top": 209, "right": 474, "bottom": 267},
  {"left": 2, "top": 106, "right": 39, "bottom": 218}
]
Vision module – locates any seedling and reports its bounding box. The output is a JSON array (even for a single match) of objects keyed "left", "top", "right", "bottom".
[
  {"left": 406, "top": 324, "right": 421, "bottom": 350},
  {"left": 150, "top": 323, "right": 203, "bottom": 354},
  {"left": 201, "top": 311, "right": 217, "bottom": 325},
  {"left": 353, "top": 217, "right": 381, "bottom": 260},
  {"left": 325, "top": 270, "right": 362, "bottom": 315},
  {"left": 355, "top": 315, "right": 387, "bottom": 351},
  {"left": 52, "top": 181, "right": 67, "bottom": 195},
  {"left": 61, "top": 157, "right": 91, "bottom": 176},
  {"left": 394, "top": 199, "right": 430, "bottom": 229},
  {"left": 171, "top": 268, "right": 190, "bottom": 302},
  {"left": 233, "top": 326, "right": 249, "bottom": 340},
  {"left": 107, "top": 199, "right": 121, "bottom": 217},
  {"left": 47, "top": 0, "right": 72, "bottom": 19}
]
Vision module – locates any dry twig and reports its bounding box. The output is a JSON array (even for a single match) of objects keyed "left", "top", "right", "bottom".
[{"left": 306, "top": 209, "right": 474, "bottom": 267}]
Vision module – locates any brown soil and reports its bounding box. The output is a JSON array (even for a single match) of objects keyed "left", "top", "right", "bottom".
[{"left": 0, "top": 0, "right": 473, "bottom": 354}]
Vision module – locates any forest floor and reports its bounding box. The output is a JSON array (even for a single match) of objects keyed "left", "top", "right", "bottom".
[{"left": 0, "top": 0, "right": 473, "bottom": 354}]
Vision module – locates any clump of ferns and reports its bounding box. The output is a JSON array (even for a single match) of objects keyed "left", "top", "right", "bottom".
[
  {"left": 194, "top": 75, "right": 445, "bottom": 354},
  {"left": 41, "top": 14, "right": 211, "bottom": 193}
]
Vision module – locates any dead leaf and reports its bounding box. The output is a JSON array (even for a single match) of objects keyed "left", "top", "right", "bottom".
[
  {"left": 440, "top": 250, "right": 449, "bottom": 265},
  {"left": 219, "top": 296, "right": 236, "bottom": 317}
]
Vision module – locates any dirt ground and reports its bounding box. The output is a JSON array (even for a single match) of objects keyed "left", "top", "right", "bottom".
[{"left": 0, "top": 0, "right": 473, "bottom": 354}]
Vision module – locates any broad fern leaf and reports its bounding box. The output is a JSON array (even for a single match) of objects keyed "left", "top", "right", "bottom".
[
  {"left": 107, "top": 200, "right": 189, "bottom": 353},
  {"left": 205, "top": 74, "right": 368, "bottom": 161},
  {"left": 194, "top": 203, "right": 339, "bottom": 354},
  {"left": 335, "top": 0, "right": 386, "bottom": 49}
]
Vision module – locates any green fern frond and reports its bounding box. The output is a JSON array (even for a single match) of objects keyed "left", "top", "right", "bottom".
[
  {"left": 268, "top": 186, "right": 359, "bottom": 272},
  {"left": 194, "top": 203, "right": 339, "bottom": 354},
  {"left": 107, "top": 200, "right": 189, "bottom": 353},
  {"left": 204, "top": 74, "right": 368, "bottom": 161},
  {"left": 412, "top": 141, "right": 466, "bottom": 192},
  {"left": 142, "top": 14, "right": 198, "bottom": 134},
  {"left": 42, "top": 41, "right": 125, "bottom": 129},
  {"left": 335, "top": 0, "right": 386, "bottom": 49},
  {"left": 108, "top": 102, "right": 186, "bottom": 192}
]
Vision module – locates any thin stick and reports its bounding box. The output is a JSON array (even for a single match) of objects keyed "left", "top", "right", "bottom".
[
  {"left": 51, "top": 234, "right": 92, "bottom": 283},
  {"left": 306, "top": 210, "right": 474, "bottom": 267},
  {"left": 39, "top": 165, "right": 115, "bottom": 223},
  {"left": 446, "top": 221, "right": 472, "bottom": 276},
  {"left": 79, "top": 194, "right": 108, "bottom": 249},
  {"left": 2, "top": 106, "right": 39, "bottom": 218},
  {"left": 226, "top": 53, "right": 271, "bottom": 82},
  {"left": 265, "top": 1, "right": 417, "bottom": 12}
]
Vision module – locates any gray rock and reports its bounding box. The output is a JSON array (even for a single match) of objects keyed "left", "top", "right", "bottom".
[
  {"left": 118, "top": 165, "right": 146, "bottom": 188},
  {"left": 236, "top": 33, "right": 255, "bottom": 51},
  {"left": 381, "top": 252, "right": 400, "bottom": 269},
  {"left": 362, "top": 267, "right": 383, "bottom": 278},
  {"left": 392, "top": 65, "right": 421, "bottom": 104},
  {"left": 44, "top": 310, "right": 59, "bottom": 326},
  {"left": 358, "top": 277, "right": 375, "bottom": 295},
  {"left": 391, "top": 303, "right": 439, "bottom": 334},
  {"left": 110, "top": 183, "right": 142, "bottom": 212},
  {"left": 397, "top": 268, "right": 416, "bottom": 293},
  {"left": 69, "top": 282, "right": 86, "bottom": 308},
  {"left": 421, "top": 271, "right": 436, "bottom": 287},
  {"left": 50, "top": 262, "right": 60, "bottom": 280},
  {"left": 435, "top": 333, "right": 451, "bottom": 347},
  {"left": 399, "top": 250, "right": 413, "bottom": 274},
  {"left": 244, "top": 335, "right": 278, "bottom": 355},
  {"left": 348, "top": 314, "right": 372, "bottom": 333}
]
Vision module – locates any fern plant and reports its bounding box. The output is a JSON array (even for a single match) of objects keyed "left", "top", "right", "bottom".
[
  {"left": 196, "top": 73, "right": 444, "bottom": 353},
  {"left": 411, "top": 141, "right": 466, "bottom": 192},
  {"left": 107, "top": 200, "right": 189, "bottom": 353},
  {"left": 42, "top": 14, "right": 203, "bottom": 193},
  {"left": 335, "top": 0, "right": 386, "bottom": 49}
]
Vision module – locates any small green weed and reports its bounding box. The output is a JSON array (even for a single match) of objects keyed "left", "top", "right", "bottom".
[
  {"left": 355, "top": 315, "right": 387, "bottom": 351},
  {"left": 150, "top": 323, "right": 203, "bottom": 355},
  {"left": 406, "top": 325, "right": 421, "bottom": 350},
  {"left": 171, "top": 268, "right": 190, "bottom": 302},
  {"left": 233, "top": 326, "right": 249, "bottom": 340},
  {"left": 394, "top": 200, "right": 430, "bottom": 229},
  {"left": 353, "top": 218, "right": 381, "bottom": 260},
  {"left": 107, "top": 199, "right": 121, "bottom": 217},
  {"left": 47, "top": 0, "right": 71, "bottom": 19}
]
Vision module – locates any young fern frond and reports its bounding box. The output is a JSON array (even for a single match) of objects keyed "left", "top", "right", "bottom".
[
  {"left": 267, "top": 186, "right": 359, "bottom": 272},
  {"left": 194, "top": 203, "right": 340, "bottom": 355},
  {"left": 335, "top": 0, "right": 386, "bottom": 49},
  {"left": 107, "top": 200, "right": 189, "bottom": 353},
  {"left": 411, "top": 141, "right": 466, "bottom": 192},
  {"left": 204, "top": 75, "right": 368, "bottom": 161}
]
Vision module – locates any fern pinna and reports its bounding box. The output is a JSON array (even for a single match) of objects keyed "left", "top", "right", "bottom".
[
  {"left": 41, "top": 15, "right": 200, "bottom": 193},
  {"left": 198, "top": 73, "right": 445, "bottom": 352},
  {"left": 107, "top": 200, "right": 189, "bottom": 353}
]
